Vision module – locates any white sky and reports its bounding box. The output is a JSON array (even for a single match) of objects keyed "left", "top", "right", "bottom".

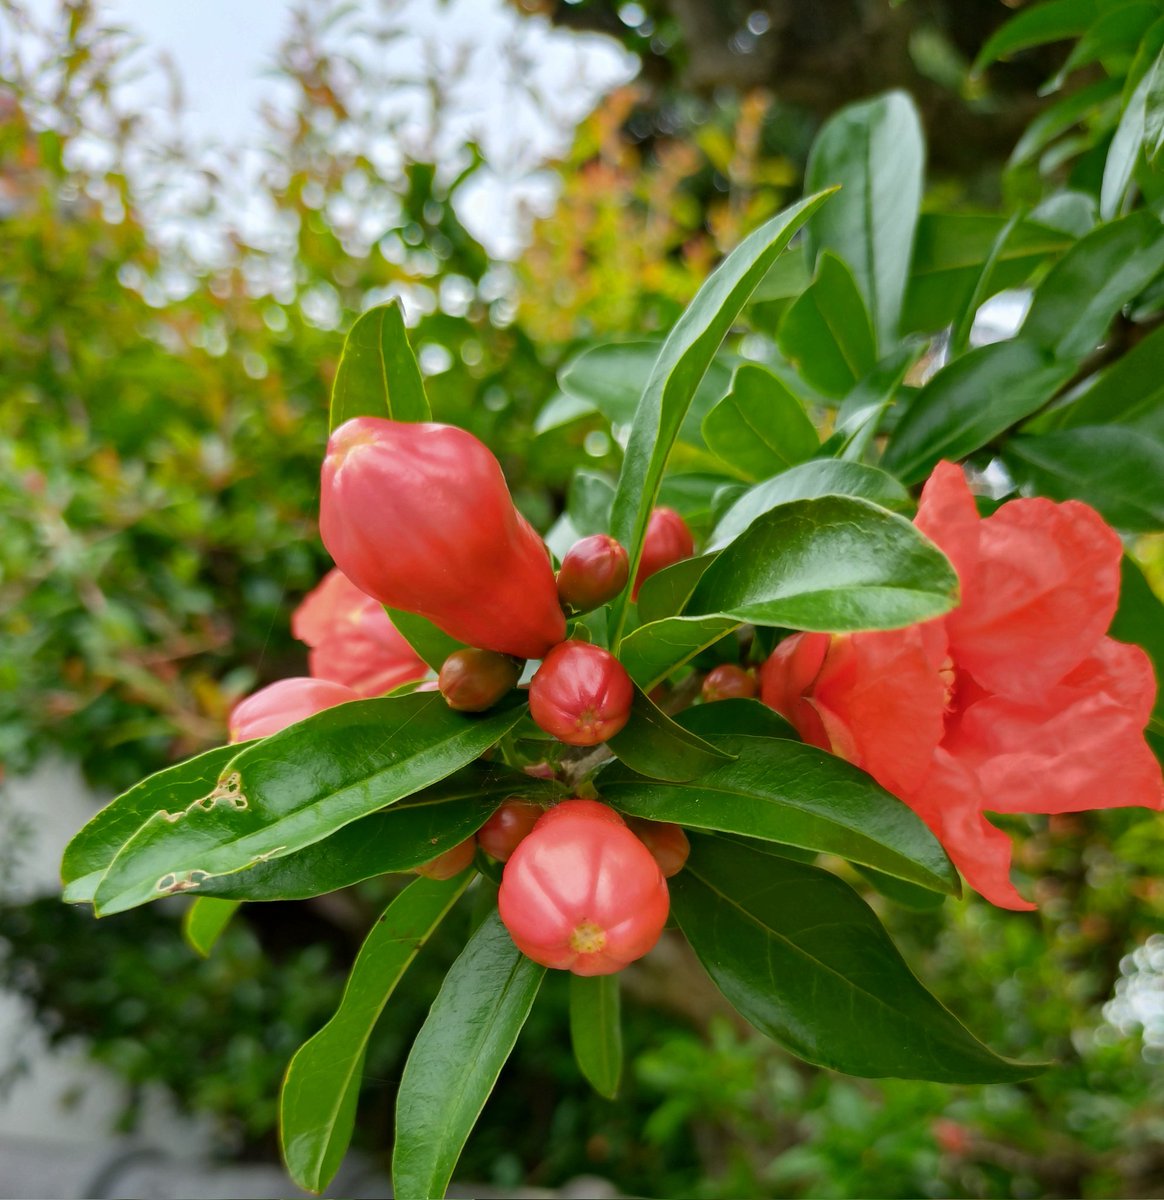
[{"left": 10, "top": 0, "right": 638, "bottom": 258}]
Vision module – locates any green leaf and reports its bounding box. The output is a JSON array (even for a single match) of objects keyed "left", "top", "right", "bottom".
[
  {"left": 1009, "top": 75, "right": 1123, "bottom": 167},
  {"left": 708, "top": 460, "right": 913, "bottom": 552},
  {"left": 602, "top": 735, "right": 957, "bottom": 893},
  {"left": 830, "top": 345, "right": 920, "bottom": 464},
  {"left": 62, "top": 742, "right": 252, "bottom": 905},
  {"left": 194, "top": 767, "right": 547, "bottom": 902},
  {"left": 702, "top": 364, "right": 819, "bottom": 481},
  {"left": 635, "top": 553, "right": 717, "bottom": 625},
  {"left": 559, "top": 341, "right": 732, "bottom": 443},
  {"left": 569, "top": 974, "right": 622, "bottom": 1100},
  {"left": 776, "top": 252, "right": 878, "bottom": 396},
  {"left": 974, "top": 0, "right": 1096, "bottom": 71},
  {"left": 89, "top": 694, "right": 527, "bottom": 916},
  {"left": 672, "top": 834, "right": 1045, "bottom": 1082},
  {"left": 330, "top": 300, "right": 430, "bottom": 431},
  {"left": 903, "top": 212, "right": 1073, "bottom": 334},
  {"left": 607, "top": 686, "right": 735, "bottom": 782},
  {"left": 1041, "top": 321, "right": 1164, "bottom": 440},
  {"left": 386, "top": 607, "right": 464, "bottom": 672},
  {"left": 282, "top": 873, "right": 471, "bottom": 1193},
  {"left": 950, "top": 210, "right": 1024, "bottom": 356},
  {"left": 855, "top": 864, "right": 949, "bottom": 911},
  {"left": 687, "top": 495, "right": 959, "bottom": 631},
  {"left": 882, "top": 340, "right": 1075, "bottom": 484},
  {"left": 1103, "top": 45, "right": 1164, "bottom": 218},
  {"left": 181, "top": 897, "right": 240, "bottom": 958},
  {"left": 1021, "top": 211, "right": 1164, "bottom": 360},
  {"left": 1003, "top": 426, "right": 1164, "bottom": 531},
  {"left": 619, "top": 615, "right": 742, "bottom": 691},
  {"left": 393, "top": 910, "right": 545, "bottom": 1200},
  {"left": 676, "top": 699, "right": 797, "bottom": 741},
  {"left": 607, "top": 191, "right": 835, "bottom": 651},
  {"left": 804, "top": 92, "right": 924, "bottom": 353},
  {"left": 1046, "top": 2, "right": 1159, "bottom": 94}
]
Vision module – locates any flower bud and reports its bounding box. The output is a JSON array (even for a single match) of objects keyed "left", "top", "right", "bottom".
[
  {"left": 292, "top": 568, "right": 428, "bottom": 697},
  {"left": 498, "top": 799, "right": 669, "bottom": 975},
  {"left": 415, "top": 836, "right": 477, "bottom": 880},
  {"left": 702, "top": 663, "right": 758, "bottom": 702},
  {"left": 320, "top": 417, "right": 565, "bottom": 659},
  {"left": 556, "top": 534, "right": 629, "bottom": 612},
  {"left": 438, "top": 648, "right": 523, "bottom": 712},
  {"left": 476, "top": 799, "right": 544, "bottom": 862},
  {"left": 633, "top": 507, "right": 694, "bottom": 598},
  {"left": 228, "top": 677, "right": 359, "bottom": 742},
  {"left": 625, "top": 817, "right": 690, "bottom": 877},
  {"left": 529, "top": 641, "right": 634, "bottom": 746}
]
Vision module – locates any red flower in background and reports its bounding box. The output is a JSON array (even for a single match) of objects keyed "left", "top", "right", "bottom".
[
  {"left": 762, "top": 461, "right": 1162, "bottom": 910},
  {"left": 292, "top": 569, "right": 428, "bottom": 698}
]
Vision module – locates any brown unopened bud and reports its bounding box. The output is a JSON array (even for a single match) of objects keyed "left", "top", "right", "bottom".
[
  {"left": 416, "top": 836, "right": 477, "bottom": 879},
  {"left": 477, "top": 799, "right": 544, "bottom": 862},
  {"left": 556, "top": 534, "right": 629, "bottom": 613},
  {"left": 702, "top": 663, "right": 758, "bottom": 703},
  {"left": 439, "top": 648, "right": 523, "bottom": 712},
  {"left": 625, "top": 817, "right": 690, "bottom": 878}
]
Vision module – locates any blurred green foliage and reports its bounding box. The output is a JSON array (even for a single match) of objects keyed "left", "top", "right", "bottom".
[{"left": 2, "top": 1, "right": 1164, "bottom": 1197}]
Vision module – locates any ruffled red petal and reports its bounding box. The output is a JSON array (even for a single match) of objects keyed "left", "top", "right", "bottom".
[{"left": 914, "top": 461, "right": 981, "bottom": 590}]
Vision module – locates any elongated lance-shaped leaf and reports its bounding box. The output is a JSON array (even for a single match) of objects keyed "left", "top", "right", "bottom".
[
  {"left": 804, "top": 92, "right": 923, "bottom": 354},
  {"left": 182, "top": 897, "right": 241, "bottom": 958},
  {"left": 393, "top": 910, "right": 545, "bottom": 1200},
  {"left": 570, "top": 973, "right": 622, "bottom": 1100},
  {"left": 619, "top": 614, "right": 742, "bottom": 692},
  {"left": 281, "top": 872, "right": 472, "bottom": 1193},
  {"left": 330, "top": 300, "right": 430, "bottom": 430},
  {"left": 606, "top": 685, "right": 735, "bottom": 782},
  {"left": 601, "top": 734, "right": 957, "bottom": 894},
  {"left": 673, "top": 834, "right": 1046, "bottom": 1082},
  {"left": 688, "top": 494, "right": 958, "bottom": 632},
  {"left": 607, "top": 190, "right": 835, "bottom": 651},
  {"left": 386, "top": 607, "right": 465, "bottom": 672},
  {"left": 90, "top": 693, "right": 526, "bottom": 916}
]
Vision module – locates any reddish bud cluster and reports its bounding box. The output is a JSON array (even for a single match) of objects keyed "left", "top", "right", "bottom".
[
  {"left": 438, "top": 648, "right": 522, "bottom": 712},
  {"left": 529, "top": 641, "right": 634, "bottom": 746},
  {"left": 556, "top": 534, "right": 629, "bottom": 612},
  {"left": 702, "top": 663, "right": 757, "bottom": 702}
]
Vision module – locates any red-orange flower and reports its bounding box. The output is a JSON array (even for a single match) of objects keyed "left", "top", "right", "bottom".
[
  {"left": 762, "top": 461, "right": 1163, "bottom": 910},
  {"left": 292, "top": 569, "right": 428, "bottom": 698}
]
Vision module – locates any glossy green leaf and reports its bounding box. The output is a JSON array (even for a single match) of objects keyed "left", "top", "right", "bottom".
[
  {"left": 1021, "top": 212, "right": 1164, "bottom": 360},
  {"left": 776, "top": 252, "right": 877, "bottom": 396},
  {"left": 903, "top": 212, "right": 1072, "bottom": 334},
  {"left": 386, "top": 607, "right": 464, "bottom": 672},
  {"left": 830, "top": 346, "right": 919, "bottom": 464},
  {"left": 1042, "top": 321, "right": 1164, "bottom": 440},
  {"left": 855, "top": 865, "right": 948, "bottom": 911},
  {"left": 672, "top": 834, "right": 1044, "bottom": 1082},
  {"left": 1047, "top": 3, "right": 1159, "bottom": 93},
  {"left": 393, "top": 910, "right": 545, "bottom": 1200},
  {"left": 282, "top": 873, "right": 472, "bottom": 1193},
  {"left": 619, "top": 615, "right": 742, "bottom": 691},
  {"left": 607, "top": 686, "right": 735, "bottom": 782},
  {"left": 708, "top": 460, "right": 913, "bottom": 552},
  {"left": 1109, "top": 555, "right": 1164, "bottom": 729},
  {"left": 1103, "top": 44, "right": 1164, "bottom": 218},
  {"left": 676, "top": 699, "right": 796, "bottom": 741},
  {"left": 688, "top": 495, "right": 958, "bottom": 631},
  {"left": 194, "top": 767, "right": 548, "bottom": 902},
  {"left": 950, "top": 210, "right": 1024, "bottom": 356},
  {"left": 702, "top": 364, "right": 819, "bottom": 481},
  {"left": 1003, "top": 426, "right": 1164, "bottom": 531},
  {"left": 882, "top": 340, "right": 1075, "bottom": 484},
  {"left": 602, "top": 735, "right": 957, "bottom": 893},
  {"left": 569, "top": 973, "right": 622, "bottom": 1100},
  {"left": 330, "top": 300, "right": 430, "bottom": 431},
  {"left": 607, "top": 191, "right": 835, "bottom": 651},
  {"left": 181, "top": 897, "right": 240, "bottom": 958},
  {"left": 62, "top": 742, "right": 252, "bottom": 905},
  {"left": 533, "top": 391, "right": 596, "bottom": 435},
  {"left": 1009, "top": 75, "right": 1122, "bottom": 167},
  {"left": 974, "top": 0, "right": 1096, "bottom": 71},
  {"left": 567, "top": 470, "right": 617, "bottom": 537},
  {"left": 804, "top": 92, "right": 923, "bottom": 352},
  {"left": 635, "top": 553, "right": 717, "bottom": 625},
  {"left": 89, "top": 694, "right": 527, "bottom": 916},
  {"left": 558, "top": 341, "right": 732, "bottom": 442}
]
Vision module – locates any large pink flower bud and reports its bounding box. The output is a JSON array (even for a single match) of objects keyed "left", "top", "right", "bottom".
[
  {"left": 320, "top": 418, "right": 565, "bottom": 660},
  {"left": 228, "top": 677, "right": 359, "bottom": 742}
]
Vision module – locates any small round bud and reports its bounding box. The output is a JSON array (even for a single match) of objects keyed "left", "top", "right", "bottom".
[
  {"left": 702, "top": 663, "right": 758, "bottom": 703},
  {"left": 556, "top": 534, "right": 630, "bottom": 613},
  {"left": 625, "top": 817, "right": 690, "bottom": 878},
  {"left": 416, "top": 836, "right": 477, "bottom": 880},
  {"left": 529, "top": 641, "right": 634, "bottom": 746},
  {"left": 477, "top": 800, "right": 544, "bottom": 862},
  {"left": 439, "top": 648, "right": 523, "bottom": 712},
  {"left": 633, "top": 507, "right": 694, "bottom": 599}
]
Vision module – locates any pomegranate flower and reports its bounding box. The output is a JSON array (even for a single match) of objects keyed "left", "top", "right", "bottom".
[
  {"left": 762, "top": 461, "right": 1162, "bottom": 910},
  {"left": 292, "top": 568, "right": 428, "bottom": 698}
]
